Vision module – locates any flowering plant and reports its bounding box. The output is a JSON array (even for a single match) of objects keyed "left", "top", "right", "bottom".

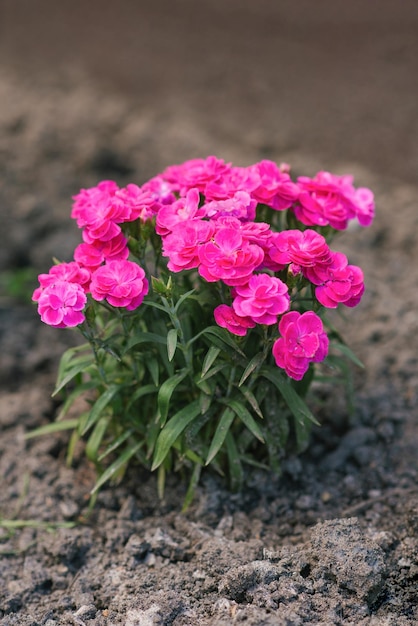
[{"left": 32, "top": 157, "right": 374, "bottom": 504}]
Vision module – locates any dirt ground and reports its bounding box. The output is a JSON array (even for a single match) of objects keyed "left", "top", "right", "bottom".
[{"left": 1, "top": 1, "right": 418, "bottom": 624}]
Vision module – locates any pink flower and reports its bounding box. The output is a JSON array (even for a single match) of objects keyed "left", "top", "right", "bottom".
[
  {"left": 74, "top": 233, "right": 129, "bottom": 271},
  {"left": 248, "top": 160, "right": 300, "bottom": 210},
  {"left": 198, "top": 227, "right": 264, "bottom": 286},
  {"left": 156, "top": 188, "right": 203, "bottom": 236},
  {"left": 272, "top": 311, "right": 329, "bottom": 380},
  {"left": 202, "top": 191, "right": 257, "bottom": 221},
  {"left": 214, "top": 304, "right": 256, "bottom": 336},
  {"left": 269, "top": 229, "right": 332, "bottom": 268},
  {"left": 303, "top": 251, "right": 364, "bottom": 308},
  {"left": 162, "top": 220, "right": 216, "bottom": 272},
  {"left": 204, "top": 166, "right": 260, "bottom": 200},
  {"left": 295, "top": 171, "right": 375, "bottom": 230},
  {"left": 71, "top": 180, "right": 131, "bottom": 241},
  {"left": 232, "top": 274, "right": 290, "bottom": 325},
  {"left": 116, "top": 183, "right": 162, "bottom": 223},
  {"left": 36, "top": 281, "right": 87, "bottom": 328},
  {"left": 32, "top": 261, "right": 91, "bottom": 301},
  {"left": 90, "top": 260, "right": 149, "bottom": 311},
  {"left": 162, "top": 156, "right": 231, "bottom": 195}
]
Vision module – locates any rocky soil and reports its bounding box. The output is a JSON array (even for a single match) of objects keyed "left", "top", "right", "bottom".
[{"left": 1, "top": 2, "right": 417, "bottom": 624}]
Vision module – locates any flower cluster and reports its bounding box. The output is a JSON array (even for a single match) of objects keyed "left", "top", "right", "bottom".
[
  {"left": 31, "top": 156, "right": 374, "bottom": 499},
  {"left": 34, "top": 156, "right": 373, "bottom": 381}
]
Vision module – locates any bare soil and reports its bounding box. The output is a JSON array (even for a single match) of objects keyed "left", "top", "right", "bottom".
[{"left": 1, "top": 2, "right": 418, "bottom": 624}]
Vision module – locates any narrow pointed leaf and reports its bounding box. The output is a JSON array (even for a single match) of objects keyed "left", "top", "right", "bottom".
[
  {"left": 201, "top": 346, "right": 221, "bottom": 378},
  {"left": 85, "top": 415, "right": 111, "bottom": 461},
  {"left": 223, "top": 399, "right": 264, "bottom": 443},
  {"left": 151, "top": 400, "right": 201, "bottom": 470},
  {"left": 81, "top": 384, "right": 120, "bottom": 436},
  {"left": 157, "top": 369, "right": 189, "bottom": 426},
  {"left": 261, "top": 367, "right": 319, "bottom": 426},
  {"left": 25, "top": 419, "right": 79, "bottom": 439},
  {"left": 91, "top": 441, "right": 143, "bottom": 494},
  {"left": 205, "top": 407, "right": 235, "bottom": 465},
  {"left": 238, "top": 352, "right": 265, "bottom": 386},
  {"left": 166, "top": 328, "right": 178, "bottom": 362}
]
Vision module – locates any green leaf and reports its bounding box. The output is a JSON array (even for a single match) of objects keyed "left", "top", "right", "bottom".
[
  {"left": 261, "top": 367, "right": 319, "bottom": 426},
  {"left": 201, "top": 346, "right": 221, "bottom": 377},
  {"left": 201, "top": 326, "right": 246, "bottom": 357},
  {"left": 182, "top": 462, "right": 202, "bottom": 512},
  {"left": 126, "top": 384, "right": 158, "bottom": 411},
  {"left": 124, "top": 331, "right": 168, "bottom": 354},
  {"left": 53, "top": 358, "right": 94, "bottom": 397},
  {"left": 236, "top": 385, "right": 264, "bottom": 419},
  {"left": 81, "top": 384, "right": 120, "bottom": 436},
  {"left": 331, "top": 342, "right": 364, "bottom": 368},
  {"left": 238, "top": 352, "right": 265, "bottom": 386},
  {"left": 157, "top": 369, "right": 189, "bottom": 426},
  {"left": 199, "top": 362, "right": 229, "bottom": 382},
  {"left": 55, "top": 381, "right": 97, "bottom": 421},
  {"left": 225, "top": 431, "right": 244, "bottom": 491},
  {"left": 91, "top": 440, "right": 143, "bottom": 494},
  {"left": 85, "top": 415, "right": 111, "bottom": 461},
  {"left": 97, "top": 428, "right": 134, "bottom": 462},
  {"left": 166, "top": 328, "right": 178, "bottom": 362},
  {"left": 222, "top": 399, "right": 265, "bottom": 443},
  {"left": 205, "top": 407, "right": 235, "bottom": 465},
  {"left": 173, "top": 288, "right": 196, "bottom": 314},
  {"left": 24, "top": 419, "right": 79, "bottom": 439},
  {"left": 146, "top": 357, "right": 160, "bottom": 386},
  {"left": 151, "top": 400, "right": 201, "bottom": 470}
]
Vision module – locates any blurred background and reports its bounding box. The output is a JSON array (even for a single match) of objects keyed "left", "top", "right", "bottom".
[{"left": 1, "top": 0, "right": 418, "bottom": 182}]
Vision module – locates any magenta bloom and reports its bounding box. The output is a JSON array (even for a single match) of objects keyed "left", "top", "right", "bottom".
[
  {"left": 32, "top": 261, "right": 91, "bottom": 301},
  {"left": 156, "top": 188, "right": 202, "bottom": 236},
  {"left": 303, "top": 251, "right": 365, "bottom": 308},
  {"left": 198, "top": 227, "right": 264, "bottom": 286},
  {"left": 232, "top": 274, "right": 290, "bottom": 325},
  {"left": 90, "top": 260, "right": 149, "bottom": 311},
  {"left": 71, "top": 180, "right": 132, "bottom": 241},
  {"left": 295, "top": 171, "right": 375, "bottom": 230},
  {"left": 269, "top": 229, "right": 332, "bottom": 268},
  {"left": 162, "top": 220, "right": 216, "bottom": 272},
  {"left": 37, "top": 281, "right": 87, "bottom": 328},
  {"left": 214, "top": 304, "right": 256, "bottom": 337},
  {"left": 202, "top": 191, "right": 256, "bottom": 221},
  {"left": 248, "top": 160, "right": 300, "bottom": 210},
  {"left": 162, "top": 156, "right": 231, "bottom": 195},
  {"left": 272, "top": 311, "right": 329, "bottom": 380},
  {"left": 74, "top": 232, "right": 129, "bottom": 270}
]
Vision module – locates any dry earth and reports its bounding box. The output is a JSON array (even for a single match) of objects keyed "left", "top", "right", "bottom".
[{"left": 0, "top": 2, "right": 418, "bottom": 624}]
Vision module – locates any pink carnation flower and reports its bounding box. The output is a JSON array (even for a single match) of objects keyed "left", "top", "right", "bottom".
[
  {"left": 272, "top": 311, "right": 329, "bottom": 380},
  {"left": 116, "top": 183, "right": 162, "bottom": 223},
  {"left": 162, "top": 156, "right": 231, "bottom": 195},
  {"left": 90, "top": 260, "right": 149, "bottom": 311},
  {"left": 36, "top": 280, "right": 87, "bottom": 328},
  {"left": 214, "top": 304, "right": 256, "bottom": 336},
  {"left": 202, "top": 191, "right": 256, "bottom": 221},
  {"left": 156, "top": 188, "right": 203, "bottom": 236},
  {"left": 269, "top": 229, "right": 332, "bottom": 268},
  {"left": 303, "top": 251, "right": 364, "bottom": 308},
  {"left": 71, "top": 180, "right": 131, "bottom": 241},
  {"left": 162, "top": 219, "right": 216, "bottom": 272},
  {"left": 32, "top": 261, "right": 91, "bottom": 301},
  {"left": 74, "top": 232, "right": 129, "bottom": 271},
  {"left": 295, "top": 171, "right": 375, "bottom": 230},
  {"left": 248, "top": 160, "right": 300, "bottom": 210},
  {"left": 232, "top": 274, "right": 290, "bottom": 325},
  {"left": 198, "top": 227, "right": 264, "bottom": 286}
]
